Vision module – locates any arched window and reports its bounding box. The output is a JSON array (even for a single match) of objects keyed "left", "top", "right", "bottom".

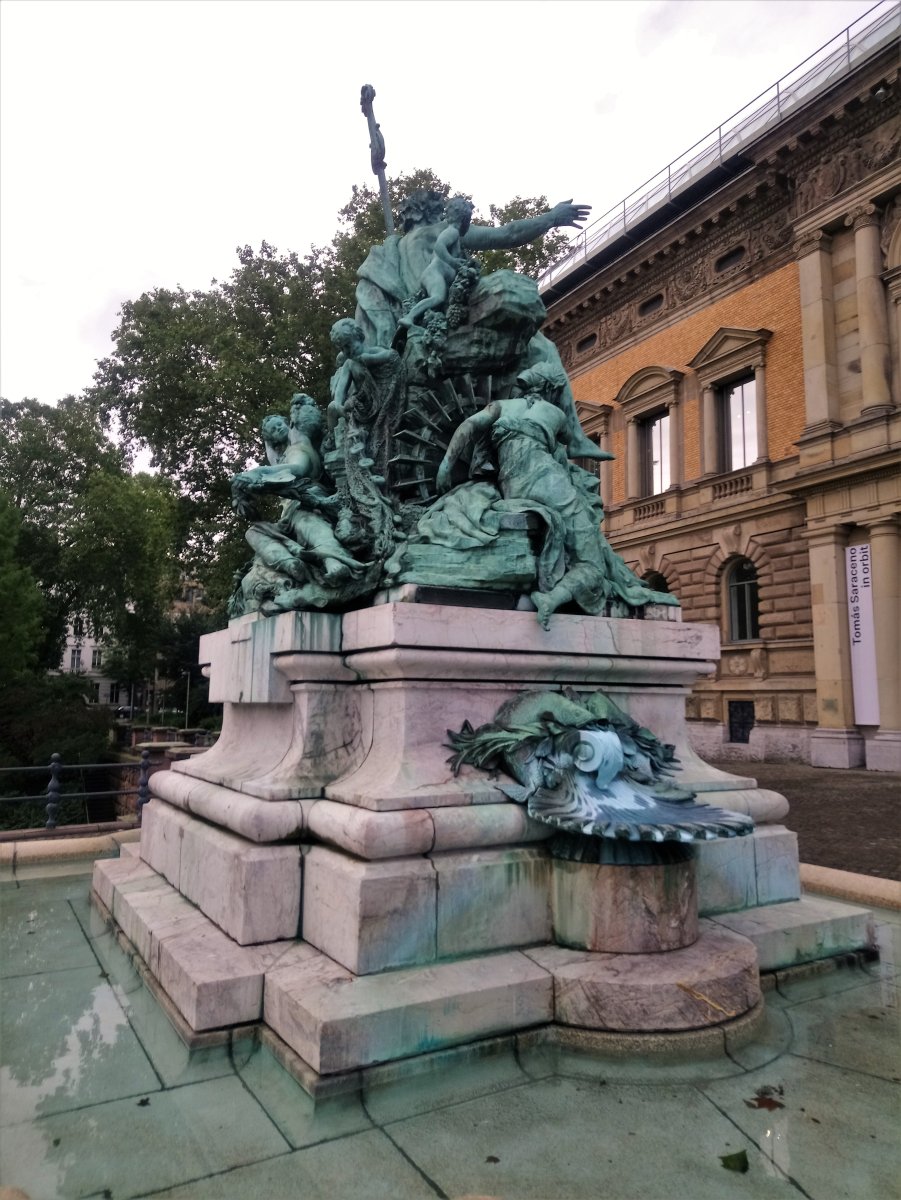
[
  {"left": 727, "top": 559, "right": 760, "bottom": 641},
  {"left": 642, "top": 570, "right": 670, "bottom": 594}
]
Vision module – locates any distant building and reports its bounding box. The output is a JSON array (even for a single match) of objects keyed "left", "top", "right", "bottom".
[
  {"left": 56, "top": 581, "right": 207, "bottom": 711},
  {"left": 543, "top": 3, "right": 900, "bottom": 770},
  {"left": 57, "top": 616, "right": 121, "bottom": 706}
]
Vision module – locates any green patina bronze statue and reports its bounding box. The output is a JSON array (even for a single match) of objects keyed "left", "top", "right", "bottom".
[
  {"left": 228, "top": 88, "right": 679, "bottom": 625},
  {"left": 447, "top": 689, "right": 753, "bottom": 856}
]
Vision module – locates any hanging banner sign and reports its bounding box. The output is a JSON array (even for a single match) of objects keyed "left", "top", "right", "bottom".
[{"left": 845, "top": 544, "right": 880, "bottom": 726}]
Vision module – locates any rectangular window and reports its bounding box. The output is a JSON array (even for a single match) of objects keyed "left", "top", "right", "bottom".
[
  {"left": 641, "top": 412, "right": 670, "bottom": 495},
  {"left": 727, "top": 700, "right": 755, "bottom": 744},
  {"left": 719, "top": 378, "right": 756, "bottom": 471},
  {"left": 91, "top": 648, "right": 103, "bottom": 670},
  {"left": 70, "top": 647, "right": 82, "bottom": 671},
  {"left": 728, "top": 561, "right": 760, "bottom": 641}
]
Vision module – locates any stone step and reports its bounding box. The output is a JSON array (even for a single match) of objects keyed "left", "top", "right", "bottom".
[
  {"left": 264, "top": 949, "right": 553, "bottom": 1075},
  {"left": 92, "top": 857, "right": 314, "bottom": 1031},
  {"left": 706, "top": 895, "right": 874, "bottom": 971},
  {"left": 525, "top": 923, "right": 760, "bottom": 1032}
]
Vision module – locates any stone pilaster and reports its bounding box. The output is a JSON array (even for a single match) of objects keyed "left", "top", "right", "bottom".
[
  {"left": 846, "top": 205, "right": 893, "bottom": 414},
  {"left": 626, "top": 418, "right": 640, "bottom": 499},
  {"left": 753, "top": 363, "right": 768, "bottom": 462},
  {"left": 667, "top": 399, "right": 681, "bottom": 489},
  {"left": 885, "top": 264, "right": 901, "bottom": 400},
  {"left": 865, "top": 518, "right": 901, "bottom": 770},
  {"left": 805, "top": 524, "right": 864, "bottom": 768},
  {"left": 795, "top": 231, "right": 841, "bottom": 432},
  {"left": 701, "top": 386, "right": 717, "bottom": 475},
  {"left": 596, "top": 405, "right": 614, "bottom": 510}
]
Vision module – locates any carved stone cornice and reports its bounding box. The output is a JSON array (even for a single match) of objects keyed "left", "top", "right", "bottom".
[
  {"left": 788, "top": 107, "right": 900, "bottom": 220},
  {"left": 545, "top": 75, "right": 900, "bottom": 364},
  {"left": 785, "top": 459, "right": 901, "bottom": 500}
]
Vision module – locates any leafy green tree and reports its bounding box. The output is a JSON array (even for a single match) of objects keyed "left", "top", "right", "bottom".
[
  {"left": 155, "top": 608, "right": 220, "bottom": 724},
  {"left": 1, "top": 397, "right": 181, "bottom": 668},
  {"left": 476, "top": 195, "right": 572, "bottom": 277},
  {"left": 0, "top": 493, "right": 45, "bottom": 685},
  {"left": 0, "top": 674, "right": 115, "bottom": 772}
]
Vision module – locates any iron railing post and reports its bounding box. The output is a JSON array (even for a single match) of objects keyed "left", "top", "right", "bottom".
[{"left": 46, "top": 753, "right": 61, "bottom": 830}]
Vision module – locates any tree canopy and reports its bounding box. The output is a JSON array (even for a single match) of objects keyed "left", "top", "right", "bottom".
[
  {"left": 0, "top": 396, "right": 180, "bottom": 670},
  {"left": 0, "top": 492, "right": 45, "bottom": 685}
]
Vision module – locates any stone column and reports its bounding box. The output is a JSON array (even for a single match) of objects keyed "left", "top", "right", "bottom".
[
  {"left": 701, "top": 386, "right": 717, "bottom": 476},
  {"left": 626, "top": 418, "right": 641, "bottom": 499},
  {"left": 846, "top": 205, "right": 892, "bottom": 414},
  {"left": 866, "top": 518, "right": 901, "bottom": 770},
  {"left": 597, "top": 406, "right": 613, "bottom": 510},
  {"left": 806, "top": 524, "right": 865, "bottom": 768},
  {"left": 753, "top": 363, "right": 768, "bottom": 461},
  {"left": 667, "top": 401, "right": 681, "bottom": 490},
  {"left": 883, "top": 264, "right": 901, "bottom": 401},
  {"left": 796, "top": 231, "right": 840, "bottom": 431}
]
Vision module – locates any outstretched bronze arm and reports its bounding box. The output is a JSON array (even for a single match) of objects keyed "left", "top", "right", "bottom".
[{"left": 463, "top": 200, "right": 590, "bottom": 252}]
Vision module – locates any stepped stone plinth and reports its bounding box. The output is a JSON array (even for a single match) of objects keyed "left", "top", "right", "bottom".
[{"left": 92, "top": 603, "right": 873, "bottom": 1089}]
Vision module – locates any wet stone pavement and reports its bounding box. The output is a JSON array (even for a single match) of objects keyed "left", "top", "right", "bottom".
[{"left": 0, "top": 867, "right": 899, "bottom": 1200}]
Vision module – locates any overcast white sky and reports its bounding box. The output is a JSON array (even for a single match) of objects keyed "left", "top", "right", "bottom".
[{"left": 0, "top": 0, "right": 881, "bottom": 406}]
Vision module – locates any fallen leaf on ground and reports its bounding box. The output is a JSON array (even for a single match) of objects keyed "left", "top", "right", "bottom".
[{"left": 720, "top": 1149, "right": 749, "bottom": 1173}]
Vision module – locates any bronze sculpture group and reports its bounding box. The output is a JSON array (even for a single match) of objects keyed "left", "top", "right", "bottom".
[
  {"left": 225, "top": 87, "right": 749, "bottom": 850},
  {"left": 228, "top": 186, "right": 676, "bottom": 627}
]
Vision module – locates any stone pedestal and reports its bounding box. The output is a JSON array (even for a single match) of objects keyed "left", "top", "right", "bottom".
[
  {"left": 552, "top": 856, "right": 698, "bottom": 953},
  {"left": 91, "top": 602, "right": 874, "bottom": 1087}
]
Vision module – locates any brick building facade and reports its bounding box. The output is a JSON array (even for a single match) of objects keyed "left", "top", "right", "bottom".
[{"left": 543, "top": 5, "right": 900, "bottom": 770}]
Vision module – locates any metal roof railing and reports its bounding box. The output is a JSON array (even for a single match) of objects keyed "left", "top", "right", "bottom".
[{"left": 538, "top": 0, "right": 900, "bottom": 295}]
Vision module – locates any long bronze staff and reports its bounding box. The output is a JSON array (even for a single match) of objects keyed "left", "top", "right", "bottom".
[{"left": 360, "top": 85, "right": 394, "bottom": 236}]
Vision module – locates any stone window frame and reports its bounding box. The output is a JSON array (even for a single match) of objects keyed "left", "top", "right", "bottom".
[
  {"left": 616, "top": 366, "right": 684, "bottom": 500},
  {"left": 724, "top": 557, "right": 761, "bottom": 643},
  {"left": 717, "top": 375, "right": 758, "bottom": 473},
  {"left": 688, "top": 327, "right": 772, "bottom": 476}
]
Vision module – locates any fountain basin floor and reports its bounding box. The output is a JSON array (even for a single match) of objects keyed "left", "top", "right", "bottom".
[{"left": 1, "top": 864, "right": 898, "bottom": 1200}]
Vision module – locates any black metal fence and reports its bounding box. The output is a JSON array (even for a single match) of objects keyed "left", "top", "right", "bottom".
[{"left": 0, "top": 750, "right": 151, "bottom": 834}]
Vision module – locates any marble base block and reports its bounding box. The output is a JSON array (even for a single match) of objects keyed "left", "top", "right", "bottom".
[
  {"left": 302, "top": 844, "right": 553, "bottom": 974},
  {"left": 180, "top": 603, "right": 788, "bottom": 826},
  {"left": 527, "top": 922, "right": 760, "bottom": 1032},
  {"left": 696, "top": 826, "right": 800, "bottom": 915},
  {"left": 708, "top": 896, "right": 875, "bottom": 971},
  {"left": 865, "top": 730, "right": 901, "bottom": 772},
  {"left": 141, "top": 802, "right": 302, "bottom": 945},
  {"left": 302, "top": 846, "right": 437, "bottom": 974},
  {"left": 809, "top": 728, "right": 866, "bottom": 768},
  {"left": 264, "top": 949, "right": 553, "bottom": 1074},
  {"left": 552, "top": 857, "right": 698, "bottom": 953},
  {"left": 433, "top": 847, "right": 551, "bottom": 957}
]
